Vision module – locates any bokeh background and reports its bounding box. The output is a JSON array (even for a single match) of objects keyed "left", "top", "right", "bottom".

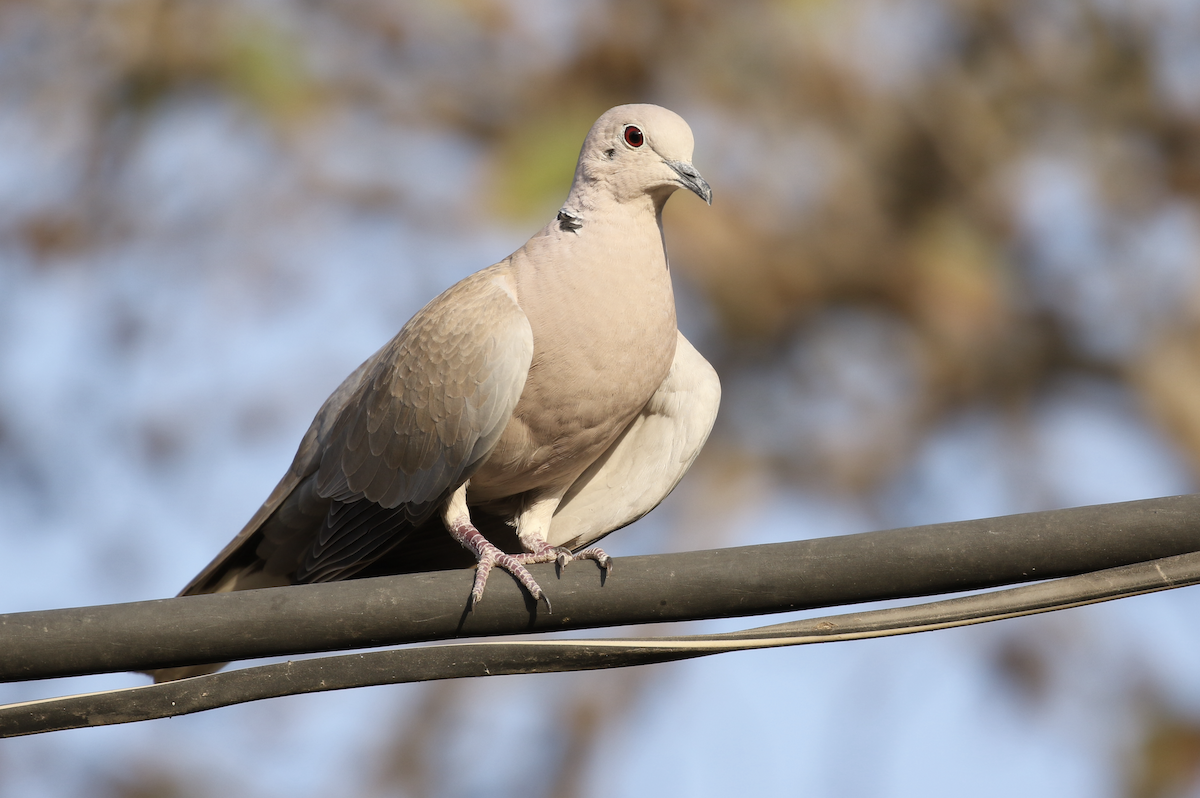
[{"left": 3, "top": 0, "right": 1200, "bottom": 795}]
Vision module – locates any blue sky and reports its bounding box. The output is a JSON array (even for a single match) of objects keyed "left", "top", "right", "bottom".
[{"left": 4, "top": 2, "right": 1200, "bottom": 795}]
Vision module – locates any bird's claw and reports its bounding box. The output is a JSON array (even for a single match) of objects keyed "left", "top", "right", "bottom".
[
  {"left": 469, "top": 542, "right": 549, "bottom": 611},
  {"left": 517, "top": 544, "right": 612, "bottom": 576},
  {"left": 459, "top": 524, "right": 611, "bottom": 612},
  {"left": 574, "top": 547, "right": 613, "bottom": 574}
]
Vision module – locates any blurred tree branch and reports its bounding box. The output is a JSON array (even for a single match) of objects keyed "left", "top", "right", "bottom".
[{"left": 5, "top": 0, "right": 1200, "bottom": 793}]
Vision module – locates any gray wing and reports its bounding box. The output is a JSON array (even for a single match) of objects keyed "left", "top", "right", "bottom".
[
  {"left": 299, "top": 269, "right": 533, "bottom": 579},
  {"left": 180, "top": 268, "right": 532, "bottom": 594},
  {"left": 178, "top": 349, "right": 384, "bottom": 596},
  {"left": 546, "top": 331, "right": 720, "bottom": 550},
  {"left": 314, "top": 270, "right": 532, "bottom": 512}
]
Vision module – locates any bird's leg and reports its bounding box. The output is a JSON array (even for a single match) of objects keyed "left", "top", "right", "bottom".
[
  {"left": 442, "top": 483, "right": 549, "bottom": 609},
  {"left": 513, "top": 496, "right": 613, "bottom": 576}
]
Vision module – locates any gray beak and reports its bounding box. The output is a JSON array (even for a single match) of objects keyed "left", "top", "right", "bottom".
[{"left": 667, "top": 160, "right": 713, "bottom": 205}]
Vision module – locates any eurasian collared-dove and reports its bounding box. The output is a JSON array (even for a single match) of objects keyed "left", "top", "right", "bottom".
[{"left": 152, "top": 104, "right": 719, "bottom": 681}]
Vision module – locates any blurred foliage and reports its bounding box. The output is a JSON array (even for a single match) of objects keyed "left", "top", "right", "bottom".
[
  {"left": 1128, "top": 706, "right": 1200, "bottom": 798},
  {"left": 93, "top": 1, "right": 318, "bottom": 119},
  {"left": 485, "top": 103, "right": 599, "bottom": 220},
  {"left": 103, "top": 769, "right": 199, "bottom": 798},
  {"left": 4, "top": 0, "right": 1200, "bottom": 795},
  {"left": 12, "top": 0, "right": 1198, "bottom": 487}
]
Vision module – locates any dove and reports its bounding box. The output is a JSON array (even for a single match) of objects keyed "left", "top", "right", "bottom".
[{"left": 152, "top": 104, "right": 719, "bottom": 681}]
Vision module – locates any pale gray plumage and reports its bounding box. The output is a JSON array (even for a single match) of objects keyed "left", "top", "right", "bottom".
[{"left": 152, "top": 104, "right": 719, "bottom": 682}]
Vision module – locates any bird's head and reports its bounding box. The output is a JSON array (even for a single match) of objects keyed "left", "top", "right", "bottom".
[{"left": 570, "top": 104, "right": 712, "bottom": 209}]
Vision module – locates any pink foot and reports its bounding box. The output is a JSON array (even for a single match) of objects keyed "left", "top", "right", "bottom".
[
  {"left": 515, "top": 542, "right": 613, "bottom": 576},
  {"left": 448, "top": 519, "right": 550, "bottom": 610}
]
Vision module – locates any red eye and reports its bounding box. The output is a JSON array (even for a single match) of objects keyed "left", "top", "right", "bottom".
[{"left": 624, "top": 126, "right": 644, "bottom": 147}]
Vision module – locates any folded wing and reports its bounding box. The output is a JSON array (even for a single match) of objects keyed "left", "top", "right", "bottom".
[{"left": 180, "top": 268, "right": 533, "bottom": 594}]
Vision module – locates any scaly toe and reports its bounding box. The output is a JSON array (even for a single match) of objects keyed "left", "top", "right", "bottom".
[
  {"left": 468, "top": 551, "right": 497, "bottom": 608},
  {"left": 466, "top": 543, "right": 548, "bottom": 610},
  {"left": 574, "top": 547, "right": 613, "bottom": 574},
  {"left": 494, "top": 551, "right": 547, "bottom": 605},
  {"left": 553, "top": 547, "right": 573, "bottom": 573}
]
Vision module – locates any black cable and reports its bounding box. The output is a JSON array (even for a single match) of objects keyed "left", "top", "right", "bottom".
[
  {"left": 4, "top": 549, "right": 1198, "bottom": 737},
  {"left": 3, "top": 494, "right": 1200, "bottom": 682}
]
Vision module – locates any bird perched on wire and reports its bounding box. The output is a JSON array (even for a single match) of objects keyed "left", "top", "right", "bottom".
[{"left": 152, "top": 104, "right": 719, "bottom": 681}]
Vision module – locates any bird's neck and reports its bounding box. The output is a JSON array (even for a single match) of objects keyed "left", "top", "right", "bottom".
[
  {"left": 511, "top": 191, "right": 678, "bottom": 345},
  {"left": 531, "top": 194, "right": 672, "bottom": 290},
  {"left": 563, "top": 181, "right": 673, "bottom": 224}
]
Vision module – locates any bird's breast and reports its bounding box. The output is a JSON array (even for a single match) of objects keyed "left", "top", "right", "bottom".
[{"left": 469, "top": 220, "right": 678, "bottom": 499}]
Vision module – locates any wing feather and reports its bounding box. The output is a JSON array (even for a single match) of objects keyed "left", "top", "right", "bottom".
[
  {"left": 179, "top": 266, "right": 532, "bottom": 596},
  {"left": 300, "top": 269, "right": 532, "bottom": 576}
]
